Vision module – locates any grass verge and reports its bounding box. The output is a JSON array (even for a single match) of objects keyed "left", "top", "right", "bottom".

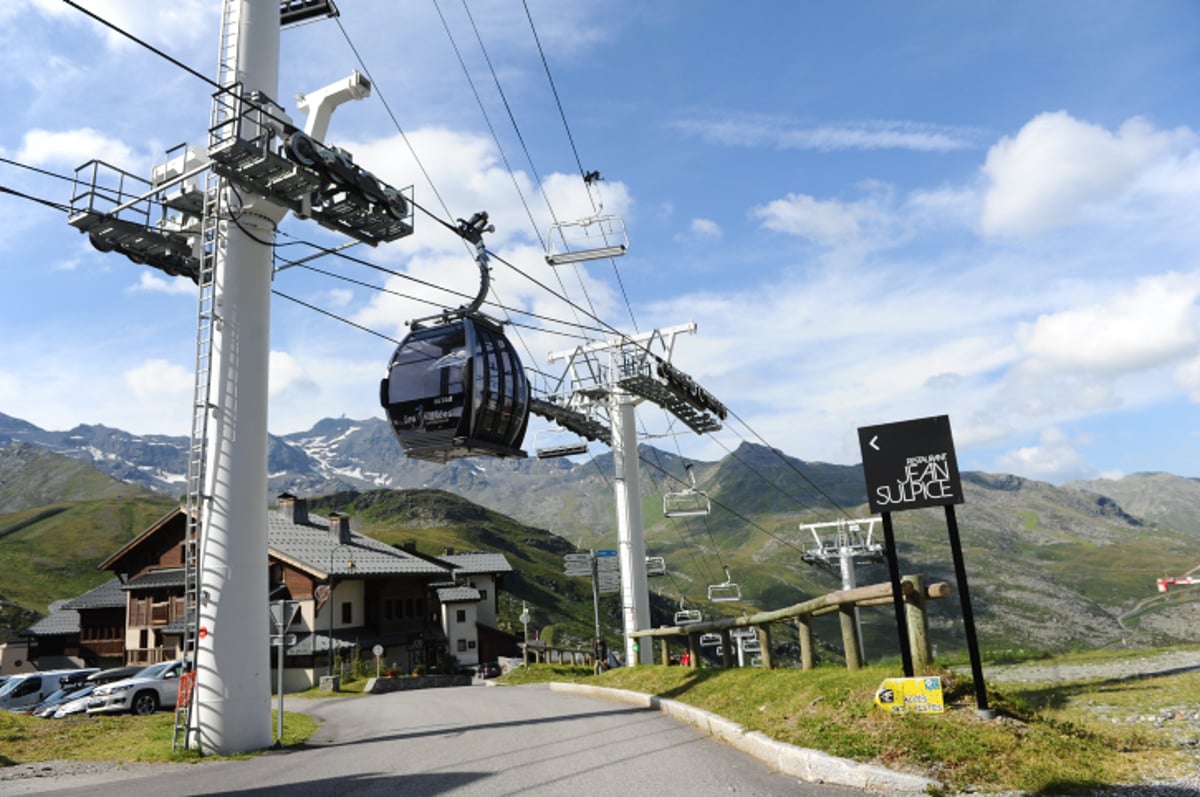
[
  {"left": 503, "top": 658, "right": 1198, "bottom": 795},
  {"left": 0, "top": 709, "right": 317, "bottom": 767}
]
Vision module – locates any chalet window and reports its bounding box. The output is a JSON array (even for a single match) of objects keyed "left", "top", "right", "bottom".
[
  {"left": 468, "top": 640, "right": 476, "bottom": 649},
  {"left": 479, "top": 590, "right": 487, "bottom": 601},
  {"left": 383, "top": 600, "right": 393, "bottom": 621},
  {"left": 457, "top": 639, "right": 467, "bottom": 652},
  {"left": 456, "top": 609, "right": 466, "bottom": 624},
  {"left": 341, "top": 601, "right": 352, "bottom": 624}
]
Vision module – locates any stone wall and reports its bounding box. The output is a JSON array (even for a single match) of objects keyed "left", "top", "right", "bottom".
[{"left": 365, "top": 673, "right": 471, "bottom": 693}]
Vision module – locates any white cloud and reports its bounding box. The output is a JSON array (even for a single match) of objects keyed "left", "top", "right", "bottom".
[
  {"left": 18, "top": 127, "right": 140, "bottom": 171},
  {"left": 752, "top": 193, "right": 868, "bottom": 243},
  {"left": 269, "top": 351, "right": 319, "bottom": 399},
  {"left": 980, "top": 112, "right": 1195, "bottom": 237},
  {"left": 689, "top": 218, "right": 722, "bottom": 240},
  {"left": 1174, "top": 355, "right": 1200, "bottom": 402},
  {"left": 28, "top": 0, "right": 214, "bottom": 51},
  {"left": 1017, "top": 271, "right": 1200, "bottom": 376},
  {"left": 128, "top": 272, "right": 196, "bottom": 296},
  {"left": 996, "top": 427, "right": 1092, "bottom": 482},
  {"left": 673, "top": 115, "right": 983, "bottom": 152},
  {"left": 124, "top": 358, "right": 192, "bottom": 402}
]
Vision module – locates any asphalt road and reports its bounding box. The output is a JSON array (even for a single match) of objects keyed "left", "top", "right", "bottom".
[{"left": 4, "top": 683, "right": 871, "bottom": 796}]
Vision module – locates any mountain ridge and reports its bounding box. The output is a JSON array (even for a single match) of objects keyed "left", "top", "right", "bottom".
[{"left": 3, "top": 411, "right": 1199, "bottom": 656}]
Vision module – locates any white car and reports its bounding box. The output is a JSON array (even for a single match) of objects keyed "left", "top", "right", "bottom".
[{"left": 86, "top": 660, "right": 185, "bottom": 716}]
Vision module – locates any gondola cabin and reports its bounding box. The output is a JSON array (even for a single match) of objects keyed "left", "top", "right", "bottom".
[{"left": 380, "top": 315, "right": 530, "bottom": 463}]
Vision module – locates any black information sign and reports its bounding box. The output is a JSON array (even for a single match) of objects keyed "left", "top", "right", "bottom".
[{"left": 858, "top": 415, "right": 964, "bottom": 514}]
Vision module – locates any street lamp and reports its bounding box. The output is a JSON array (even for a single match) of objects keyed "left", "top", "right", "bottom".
[
  {"left": 327, "top": 545, "right": 355, "bottom": 679},
  {"left": 519, "top": 602, "right": 530, "bottom": 666}
]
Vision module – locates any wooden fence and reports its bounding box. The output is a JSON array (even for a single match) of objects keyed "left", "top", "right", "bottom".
[{"left": 631, "top": 575, "right": 950, "bottom": 671}]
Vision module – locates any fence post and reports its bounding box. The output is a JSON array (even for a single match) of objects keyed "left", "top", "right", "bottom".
[
  {"left": 840, "top": 603, "right": 863, "bottom": 671},
  {"left": 659, "top": 637, "right": 670, "bottom": 666},
  {"left": 903, "top": 574, "right": 931, "bottom": 669},
  {"left": 720, "top": 628, "right": 733, "bottom": 669},
  {"left": 686, "top": 632, "right": 698, "bottom": 669},
  {"left": 757, "top": 625, "right": 773, "bottom": 670},
  {"left": 797, "top": 616, "right": 814, "bottom": 670}
]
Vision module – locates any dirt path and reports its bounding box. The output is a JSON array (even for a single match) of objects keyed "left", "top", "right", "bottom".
[{"left": 981, "top": 648, "right": 1200, "bottom": 684}]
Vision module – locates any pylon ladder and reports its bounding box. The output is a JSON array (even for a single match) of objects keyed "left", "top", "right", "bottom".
[{"left": 173, "top": 0, "right": 239, "bottom": 754}]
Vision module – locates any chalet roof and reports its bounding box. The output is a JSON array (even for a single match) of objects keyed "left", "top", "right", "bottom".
[
  {"left": 21, "top": 600, "right": 78, "bottom": 637},
  {"left": 97, "top": 507, "right": 186, "bottom": 572},
  {"left": 439, "top": 552, "right": 513, "bottom": 575},
  {"left": 267, "top": 511, "right": 450, "bottom": 578},
  {"left": 436, "top": 586, "right": 481, "bottom": 603},
  {"left": 125, "top": 568, "right": 186, "bottom": 590},
  {"left": 62, "top": 578, "right": 125, "bottom": 610}
]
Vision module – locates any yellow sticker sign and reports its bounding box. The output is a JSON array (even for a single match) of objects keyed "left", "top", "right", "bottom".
[{"left": 874, "top": 676, "right": 945, "bottom": 714}]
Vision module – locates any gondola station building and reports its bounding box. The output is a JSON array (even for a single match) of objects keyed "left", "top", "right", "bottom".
[{"left": 22, "top": 493, "right": 516, "bottom": 690}]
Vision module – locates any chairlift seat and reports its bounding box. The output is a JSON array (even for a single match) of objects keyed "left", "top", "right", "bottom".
[
  {"left": 708, "top": 582, "right": 741, "bottom": 603},
  {"left": 545, "top": 214, "right": 629, "bottom": 265},
  {"left": 674, "top": 609, "right": 702, "bottom": 626},
  {"left": 663, "top": 491, "right": 711, "bottom": 518},
  {"left": 645, "top": 556, "right": 667, "bottom": 577},
  {"left": 699, "top": 633, "right": 721, "bottom": 647},
  {"left": 534, "top": 426, "right": 588, "bottom": 459}
]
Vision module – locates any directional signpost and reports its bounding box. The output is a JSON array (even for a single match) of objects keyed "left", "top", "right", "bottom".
[
  {"left": 857, "top": 415, "right": 990, "bottom": 717},
  {"left": 563, "top": 550, "right": 619, "bottom": 641},
  {"left": 269, "top": 599, "right": 301, "bottom": 744}
]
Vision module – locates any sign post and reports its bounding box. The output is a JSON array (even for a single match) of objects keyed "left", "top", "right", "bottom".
[
  {"left": 858, "top": 415, "right": 991, "bottom": 716},
  {"left": 269, "top": 600, "right": 301, "bottom": 745}
]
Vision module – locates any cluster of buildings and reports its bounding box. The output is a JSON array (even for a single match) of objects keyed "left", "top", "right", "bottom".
[{"left": 12, "top": 493, "right": 518, "bottom": 689}]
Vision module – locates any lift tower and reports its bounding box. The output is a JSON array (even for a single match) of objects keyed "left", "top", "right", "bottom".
[
  {"left": 67, "top": 0, "right": 413, "bottom": 754},
  {"left": 537, "top": 324, "right": 726, "bottom": 664}
]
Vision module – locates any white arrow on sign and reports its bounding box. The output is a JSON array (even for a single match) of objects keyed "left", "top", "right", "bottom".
[{"left": 869, "top": 435, "right": 880, "bottom": 451}]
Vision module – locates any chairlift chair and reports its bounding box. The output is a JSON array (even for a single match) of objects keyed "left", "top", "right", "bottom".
[
  {"left": 707, "top": 565, "right": 741, "bottom": 603},
  {"left": 534, "top": 425, "right": 589, "bottom": 459},
  {"left": 674, "top": 600, "right": 703, "bottom": 626},
  {"left": 544, "top": 171, "right": 629, "bottom": 266},
  {"left": 645, "top": 556, "right": 667, "bottom": 577},
  {"left": 663, "top": 463, "right": 711, "bottom": 518},
  {"left": 699, "top": 633, "right": 721, "bottom": 647}
]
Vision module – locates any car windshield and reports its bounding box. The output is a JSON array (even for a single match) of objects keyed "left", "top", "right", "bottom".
[
  {"left": 0, "top": 676, "right": 26, "bottom": 698},
  {"left": 136, "top": 662, "right": 170, "bottom": 679}
]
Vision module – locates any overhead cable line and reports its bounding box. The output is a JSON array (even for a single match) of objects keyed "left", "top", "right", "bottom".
[
  {"left": 0, "top": 185, "right": 72, "bottom": 213},
  {"left": 456, "top": 0, "right": 600, "bottom": 328},
  {"left": 272, "top": 290, "right": 400, "bottom": 344}
]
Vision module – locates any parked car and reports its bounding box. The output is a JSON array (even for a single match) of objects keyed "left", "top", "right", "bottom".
[
  {"left": 52, "top": 687, "right": 101, "bottom": 719},
  {"left": 86, "top": 660, "right": 185, "bottom": 716},
  {"left": 30, "top": 684, "right": 95, "bottom": 718},
  {"left": 88, "top": 665, "right": 145, "bottom": 686},
  {"left": 476, "top": 662, "right": 500, "bottom": 679},
  {"left": 0, "top": 669, "right": 98, "bottom": 712}
]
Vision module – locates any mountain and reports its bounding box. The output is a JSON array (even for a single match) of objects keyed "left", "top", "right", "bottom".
[
  {"left": 1069, "top": 472, "right": 1200, "bottom": 536},
  {"left": 0, "top": 446, "right": 177, "bottom": 643},
  {"left": 3, "top": 411, "right": 1199, "bottom": 657}
]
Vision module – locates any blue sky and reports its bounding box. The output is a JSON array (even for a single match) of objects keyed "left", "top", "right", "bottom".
[{"left": 2, "top": 0, "right": 1199, "bottom": 485}]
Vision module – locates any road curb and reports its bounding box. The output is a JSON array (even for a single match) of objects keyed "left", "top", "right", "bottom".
[{"left": 548, "top": 682, "right": 938, "bottom": 793}]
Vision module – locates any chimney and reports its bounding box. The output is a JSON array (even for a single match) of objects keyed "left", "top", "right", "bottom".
[
  {"left": 328, "top": 512, "right": 351, "bottom": 544},
  {"left": 442, "top": 546, "right": 455, "bottom": 556},
  {"left": 276, "top": 493, "right": 309, "bottom": 525}
]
